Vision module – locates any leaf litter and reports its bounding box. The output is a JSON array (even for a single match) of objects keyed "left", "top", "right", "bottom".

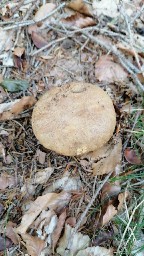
[{"left": 0, "top": 0, "right": 144, "bottom": 255}]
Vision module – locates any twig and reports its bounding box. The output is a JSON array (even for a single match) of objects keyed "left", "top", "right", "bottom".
[
  {"left": 30, "top": 36, "right": 67, "bottom": 56},
  {"left": 3, "top": 3, "right": 66, "bottom": 31},
  {"left": 74, "top": 172, "right": 112, "bottom": 232},
  {"left": 66, "top": 172, "right": 112, "bottom": 255}
]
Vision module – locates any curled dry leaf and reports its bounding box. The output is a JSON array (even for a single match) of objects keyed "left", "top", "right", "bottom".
[
  {"left": 124, "top": 148, "right": 142, "bottom": 165},
  {"left": 84, "top": 137, "right": 122, "bottom": 175},
  {"left": 5, "top": 221, "right": 19, "bottom": 245},
  {"left": 76, "top": 246, "right": 113, "bottom": 256},
  {"left": 67, "top": 0, "right": 93, "bottom": 16},
  {"left": 57, "top": 224, "right": 90, "bottom": 256},
  {"left": 65, "top": 217, "right": 76, "bottom": 228},
  {"left": 16, "top": 191, "right": 71, "bottom": 234},
  {"left": 0, "top": 173, "right": 16, "bottom": 190},
  {"left": 0, "top": 96, "right": 36, "bottom": 121},
  {"left": 95, "top": 55, "right": 128, "bottom": 83},
  {"left": 21, "top": 233, "right": 45, "bottom": 256},
  {"left": 52, "top": 209, "right": 67, "bottom": 250},
  {"left": 13, "top": 47, "right": 25, "bottom": 57},
  {"left": 101, "top": 181, "right": 121, "bottom": 201},
  {"left": 102, "top": 192, "right": 129, "bottom": 226},
  {"left": 33, "top": 209, "right": 55, "bottom": 230},
  {"left": 62, "top": 13, "right": 95, "bottom": 28},
  {"left": 31, "top": 32, "right": 48, "bottom": 49}
]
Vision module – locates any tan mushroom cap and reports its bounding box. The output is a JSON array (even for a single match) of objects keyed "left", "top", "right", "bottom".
[{"left": 32, "top": 82, "right": 116, "bottom": 156}]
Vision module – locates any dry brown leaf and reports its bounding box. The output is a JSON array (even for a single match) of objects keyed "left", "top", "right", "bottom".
[
  {"left": 28, "top": 24, "right": 40, "bottom": 35},
  {"left": 124, "top": 148, "right": 142, "bottom": 165},
  {"left": 21, "top": 233, "right": 45, "bottom": 256},
  {"left": 102, "top": 204, "right": 117, "bottom": 226},
  {"left": 95, "top": 55, "right": 128, "bottom": 83},
  {"left": 13, "top": 47, "right": 25, "bottom": 57},
  {"left": 57, "top": 224, "right": 90, "bottom": 255},
  {"left": 101, "top": 181, "right": 121, "bottom": 201},
  {"left": 65, "top": 217, "right": 76, "bottom": 227},
  {"left": 34, "top": 167, "right": 54, "bottom": 185},
  {"left": 0, "top": 173, "right": 16, "bottom": 190},
  {"left": 33, "top": 209, "right": 55, "bottom": 230},
  {"left": 0, "top": 28, "right": 13, "bottom": 52},
  {"left": 52, "top": 209, "right": 67, "bottom": 250},
  {"left": 34, "top": 3, "right": 56, "bottom": 29},
  {"left": 36, "top": 149, "right": 46, "bottom": 165},
  {"left": 85, "top": 137, "right": 122, "bottom": 175},
  {"left": 76, "top": 246, "right": 114, "bottom": 256},
  {"left": 16, "top": 191, "right": 71, "bottom": 234},
  {"left": 0, "top": 96, "right": 36, "bottom": 121},
  {"left": 67, "top": 0, "right": 93, "bottom": 16},
  {"left": 5, "top": 221, "right": 19, "bottom": 245},
  {"left": 62, "top": 13, "right": 95, "bottom": 28},
  {"left": 102, "top": 192, "right": 129, "bottom": 226},
  {"left": 31, "top": 32, "right": 48, "bottom": 49},
  {"left": 34, "top": 3, "right": 56, "bottom": 22},
  {"left": 11, "top": 96, "right": 36, "bottom": 115}
]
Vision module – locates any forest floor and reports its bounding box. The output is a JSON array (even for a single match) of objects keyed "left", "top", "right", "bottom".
[{"left": 0, "top": 0, "right": 144, "bottom": 255}]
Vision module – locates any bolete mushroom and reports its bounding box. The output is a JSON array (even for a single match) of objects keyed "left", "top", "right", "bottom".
[{"left": 32, "top": 82, "right": 116, "bottom": 156}]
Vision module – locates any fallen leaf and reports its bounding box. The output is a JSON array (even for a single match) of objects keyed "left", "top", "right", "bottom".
[
  {"left": 5, "top": 221, "right": 18, "bottom": 245},
  {"left": 101, "top": 181, "right": 121, "bottom": 201},
  {"left": 65, "top": 217, "right": 76, "bottom": 228},
  {"left": 34, "top": 3, "right": 56, "bottom": 22},
  {"left": 33, "top": 209, "right": 55, "bottom": 230},
  {"left": 67, "top": 0, "right": 93, "bottom": 16},
  {"left": 36, "top": 149, "right": 46, "bottom": 165},
  {"left": 62, "top": 13, "right": 95, "bottom": 28},
  {"left": 0, "top": 235, "right": 12, "bottom": 251},
  {"left": 1, "top": 52, "right": 14, "bottom": 67},
  {"left": 0, "top": 173, "right": 16, "bottom": 190},
  {"left": 95, "top": 55, "right": 128, "bottom": 83},
  {"left": 0, "top": 79, "right": 29, "bottom": 92},
  {"left": 31, "top": 32, "right": 48, "bottom": 49},
  {"left": 16, "top": 191, "right": 71, "bottom": 234},
  {"left": 11, "top": 96, "right": 36, "bottom": 115},
  {"left": 34, "top": 3, "right": 56, "bottom": 29},
  {"left": 0, "top": 96, "right": 36, "bottom": 121},
  {"left": 0, "top": 28, "right": 13, "bottom": 52},
  {"left": 21, "top": 233, "right": 45, "bottom": 256},
  {"left": 52, "top": 209, "right": 67, "bottom": 250},
  {"left": 84, "top": 137, "right": 122, "bottom": 175},
  {"left": 44, "top": 176, "right": 82, "bottom": 193},
  {"left": 57, "top": 224, "right": 90, "bottom": 256},
  {"left": 102, "top": 192, "right": 129, "bottom": 226},
  {"left": 102, "top": 204, "right": 117, "bottom": 226},
  {"left": 93, "top": 0, "right": 119, "bottom": 18},
  {"left": 124, "top": 148, "right": 142, "bottom": 165},
  {"left": 21, "top": 180, "right": 36, "bottom": 197},
  {"left": 13, "top": 47, "right": 25, "bottom": 57},
  {"left": 34, "top": 167, "right": 55, "bottom": 184},
  {"left": 76, "top": 246, "right": 113, "bottom": 256}
]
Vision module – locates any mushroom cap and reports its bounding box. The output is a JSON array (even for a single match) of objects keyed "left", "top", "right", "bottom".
[{"left": 32, "top": 82, "right": 116, "bottom": 156}]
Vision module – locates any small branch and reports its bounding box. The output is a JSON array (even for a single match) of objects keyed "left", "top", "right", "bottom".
[{"left": 3, "top": 3, "right": 66, "bottom": 31}]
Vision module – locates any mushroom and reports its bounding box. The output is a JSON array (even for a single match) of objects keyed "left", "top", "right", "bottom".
[{"left": 32, "top": 82, "right": 116, "bottom": 156}]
